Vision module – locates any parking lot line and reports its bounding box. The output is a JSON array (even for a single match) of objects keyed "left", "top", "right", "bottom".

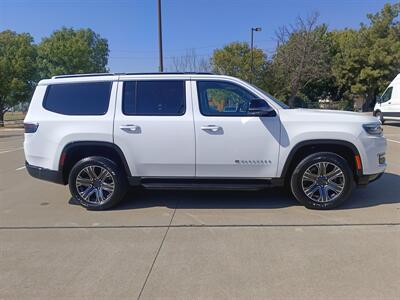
[
  {"left": 15, "top": 166, "right": 26, "bottom": 171},
  {"left": 0, "top": 147, "right": 23, "bottom": 154},
  {"left": 387, "top": 139, "right": 400, "bottom": 144}
]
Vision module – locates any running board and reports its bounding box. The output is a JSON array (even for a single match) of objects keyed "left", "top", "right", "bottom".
[{"left": 137, "top": 178, "right": 280, "bottom": 191}]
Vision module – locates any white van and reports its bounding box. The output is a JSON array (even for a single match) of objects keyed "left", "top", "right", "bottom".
[{"left": 374, "top": 73, "right": 400, "bottom": 123}]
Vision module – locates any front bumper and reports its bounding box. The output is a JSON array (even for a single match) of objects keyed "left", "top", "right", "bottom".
[{"left": 25, "top": 161, "right": 65, "bottom": 185}]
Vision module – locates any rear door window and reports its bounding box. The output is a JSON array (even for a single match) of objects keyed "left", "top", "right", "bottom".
[
  {"left": 43, "top": 82, "right": 112, "bottom": 115},
  {"left": 122, "top": 80, "right": 186, "bottom": 116}
]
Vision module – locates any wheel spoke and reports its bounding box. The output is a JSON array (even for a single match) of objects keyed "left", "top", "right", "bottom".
[
  {"left": 320, "top": 186, "right": 329, "bottom": 202},
  {"left": 304, "top": 183, "right": 319, "bottom": 197},
  {"left": 86, "top": 166, "right": 97, "bottom": 180},
  {"left": 326, "top": 182, "right": 343, "bottom": 194},
  {"left": 303, "top": 170, "right": 318, "bottom": 182},
  {"left": 317, "top": 162, "right": 327, "bottom": 176},
  {"left": 102, "top": 182, "right": 114, "bottom": 192},
  {"left": 326, "top": 167, "right": 343, "bottom": 180},
  {"left": 98, "top": 168, "right": 108, "bottom": 181},
  {"left": 76, "top": 177, "right": 91, "bottom": 187},
  {"left": 82, "top": 186, "right": 96, "bottom": 200},
  {"left": 95, "top": 188, "right": 105, "bottom": 203}
]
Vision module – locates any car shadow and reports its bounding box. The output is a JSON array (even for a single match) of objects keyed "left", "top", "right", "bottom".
[
  {"left": 70, "top": 172, "right": 400, "bottom": 211},
  {"left": 385, "top": 122, "right": 400, "bottom": 127}
]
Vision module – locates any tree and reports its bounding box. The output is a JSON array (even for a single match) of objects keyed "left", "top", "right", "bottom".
[
  {"left": 270, "top": 13, "right": 331, "bottom": 107},
  {"left": 170, "top": 49, "right": 211, "bottom": 72},
  {"left": 331, "top": 3, "right": 400, "bottom": 111},
  {"left": 211, "top": 42, "right": 267, "bottom": 86},
  {"left": 0, "top": 30, "right": 37, "bottom": 125},
  {"left": 37, "top": 27, "right": 109, "bottom": 78}
]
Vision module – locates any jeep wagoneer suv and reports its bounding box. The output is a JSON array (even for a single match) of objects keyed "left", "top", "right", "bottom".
[{"left": 24, "top": 73, "right": 387, "bottom": 210}]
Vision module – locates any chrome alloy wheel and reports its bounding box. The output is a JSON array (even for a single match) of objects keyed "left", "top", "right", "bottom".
[
  {"left": 301, "top": 162, "right": 345, "bottom": 203},
  {"left": 75, "top": 165, "right": 115, "bottom": 205}
]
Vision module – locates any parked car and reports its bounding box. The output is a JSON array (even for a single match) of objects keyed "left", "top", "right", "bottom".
[
  {"left": 24, "top": 73, "right": 386, "bottom": 210},
  {"left": 374, "top": 73, "right": 400, "bottom": 123}
]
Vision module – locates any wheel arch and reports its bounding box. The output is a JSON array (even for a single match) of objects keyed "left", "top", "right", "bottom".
[
  {"left": 59, "top": 141, "right": 131, "bottom": 184},
  {"left": 280, "top": 139, "right": 362, "bottom": 182},
  {"left": 373, "top": 109, "right": 382, "bottom": 116}
]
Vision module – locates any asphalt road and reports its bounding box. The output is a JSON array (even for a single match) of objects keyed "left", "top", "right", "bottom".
[{"left": 0, "top": 124, "right": 399, "bottom": 300}]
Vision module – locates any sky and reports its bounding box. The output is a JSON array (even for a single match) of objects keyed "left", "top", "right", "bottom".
[{"left": 0, "top": 0, "right": 397, "bottom": 72}]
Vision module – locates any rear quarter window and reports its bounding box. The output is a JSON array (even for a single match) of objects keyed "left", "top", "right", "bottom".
[{"left": 43, "top": 82, "right": 112, "bottom": 115}]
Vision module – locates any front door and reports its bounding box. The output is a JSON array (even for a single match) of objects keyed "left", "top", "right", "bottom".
[
  {"left": 114, "top": 79, "right": 195, "bottom": 177},
  {"left": 379, "top": 86, "right": 394, "bottom": 117},
  {"left": 192, "top": 80, "right": 281, "bottom": 178}
]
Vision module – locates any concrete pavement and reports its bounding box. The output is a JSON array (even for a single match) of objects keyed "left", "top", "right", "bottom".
[{"left": 0, "top": 124, "right": 399, "bottom": 299}]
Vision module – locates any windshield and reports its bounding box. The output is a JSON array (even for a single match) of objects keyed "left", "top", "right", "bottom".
[{"left": 250, "top": 84, "right": 290, "bottom": 109}]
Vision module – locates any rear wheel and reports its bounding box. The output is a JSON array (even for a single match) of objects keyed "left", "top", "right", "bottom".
[
  {"left": 290, "top": 152, "right": 354, "bottom": 209},
  {"left": 69, "top": 156, "right": 127, "bottom": 210}
]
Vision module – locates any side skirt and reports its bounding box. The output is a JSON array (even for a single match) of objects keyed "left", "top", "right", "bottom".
[{"left": 127, "top": 177, "right": 285, "bottom": 190}]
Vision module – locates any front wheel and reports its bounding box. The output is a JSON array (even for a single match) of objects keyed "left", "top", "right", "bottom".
[
  {"left": 69, "top": 156, "right": 127, "bottom": 210},
  {"left": 290, "top": 152, "right": 354, "bottom": 209},
  {"left": 374, "top": 111, "right": 385, "bottom": 124}
]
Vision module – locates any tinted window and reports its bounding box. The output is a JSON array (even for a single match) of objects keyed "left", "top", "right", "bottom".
[
  {"left": 381, "top": 87, "right": 393, "bottom": 103},
  {"left": 197, "top": 81, "right": 256, "bottom": 116},
  {"left": 123, "top": 80, "right": 185, "bottom": 115},
  {"left": 43, "top": 82, "right": 112, "bottom": 115}
]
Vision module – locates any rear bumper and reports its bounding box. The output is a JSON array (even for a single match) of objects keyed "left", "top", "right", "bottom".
[
  {"left": 25, "top": 161, "right": 65, "bottom": 185},
  {"left": 356, "top": 172, "right": 384, "bottom": 186}
]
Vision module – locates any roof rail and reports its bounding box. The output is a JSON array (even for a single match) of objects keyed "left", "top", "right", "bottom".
[
  {"left": 52, "top": 73, "right": 113, "bottom": 79},
  {"left": 51, "top": 72, "right": 214, "bottom": 79},
  {"left": 120, "top": 72, "right": 214, "bottom": 75}
]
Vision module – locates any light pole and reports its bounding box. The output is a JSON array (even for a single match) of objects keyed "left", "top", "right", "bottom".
[
  {"left": 250, "top": 27, "right": 262, "bottom": 83},
  {"left": 157, "top": 0, "right": 164, "bottom": 72}
]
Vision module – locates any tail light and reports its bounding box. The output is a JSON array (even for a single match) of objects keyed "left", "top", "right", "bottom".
[{"left": 24, "top": 122, "right": 39, "bottom": 133}]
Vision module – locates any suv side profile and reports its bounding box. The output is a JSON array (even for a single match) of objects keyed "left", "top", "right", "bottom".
[{"left": 24, "top": 73, "right": 387, "bottom": 210}]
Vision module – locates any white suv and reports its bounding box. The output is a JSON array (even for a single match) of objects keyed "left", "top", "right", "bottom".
[{"left": 24, "top": 73, "right": 387, "bottom": 210}]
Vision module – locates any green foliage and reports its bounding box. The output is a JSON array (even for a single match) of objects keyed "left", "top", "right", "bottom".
[
  {"left": 0, "top": 30, "right": 37, "bottom": 123},
  {"left": 269, "top": 14, "right": 332, "bottom": 107},
  {"left": 331, "top": 3, "right": 400, "bottom": 110},
  {"left": 211, "top": 42, "right": 268, "bottom": 87},
  {"left": 37, "top": 27, "right": 109, "bottom": 78},
  {"left": 337, "top": 99, "right": 354, "bottom": 111},
  {"left": 210, "top": 4, "right": 400, "bottom": 111}
]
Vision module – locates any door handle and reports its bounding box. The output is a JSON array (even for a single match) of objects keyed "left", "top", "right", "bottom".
[
  {"left": 120, "top": 124, "right": 141, "bottom": 133},
  {"left": 388, "top": 102, "right": 392, "bottom": 104},
  {"left": 201, "top": 125, "right": 222, "bottom": 132}
]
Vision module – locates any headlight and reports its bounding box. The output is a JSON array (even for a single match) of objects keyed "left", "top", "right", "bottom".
[{"left": 363, "top": 123, "right": 383, "bottom": 136}]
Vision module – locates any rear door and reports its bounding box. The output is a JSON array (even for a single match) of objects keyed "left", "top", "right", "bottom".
[{"left": 113, "top": 78, "right": 195, "bottom": 177}]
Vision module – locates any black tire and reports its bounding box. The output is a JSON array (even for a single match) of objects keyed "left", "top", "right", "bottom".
[
  {"left": 68, "top": 156, "right": 127, "bottom": 210},
  {"left": 374, "top": 110, "right": 385, "bottom": 124},
  {"left": 290, "top": 152, "right": 354, "bottom": 210}
]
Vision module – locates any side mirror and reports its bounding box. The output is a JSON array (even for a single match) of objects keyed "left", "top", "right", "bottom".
[
  {"left": 376, "top": 95, "right": 382, "bottom": 104},
  {"left": 248, "top": 99, "right": 276, "bottom": 117}
]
